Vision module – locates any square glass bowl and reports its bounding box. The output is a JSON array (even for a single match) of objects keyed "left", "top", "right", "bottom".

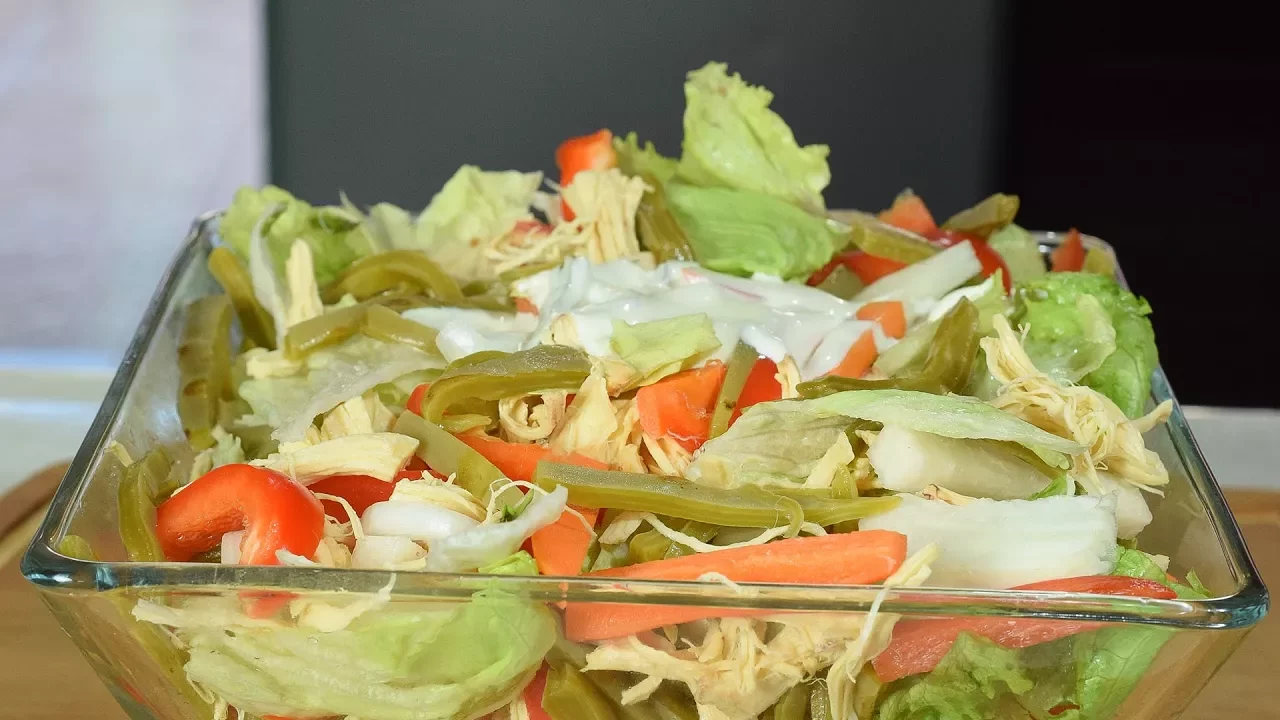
[{"left": 23, "top": 214, "right": 1269, "bottom": 720}]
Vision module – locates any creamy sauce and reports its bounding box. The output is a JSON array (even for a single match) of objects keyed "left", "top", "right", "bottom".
[
  {"left": 401, "top": 257, "right": 958, "bottom": 379},
  {"left": 400, "top": 306, "right": 538, "bottom": 363}
]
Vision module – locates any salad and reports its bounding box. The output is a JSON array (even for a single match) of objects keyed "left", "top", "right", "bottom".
[{"left": 79, "top": 62, "right": 1208, "bottom": 720}]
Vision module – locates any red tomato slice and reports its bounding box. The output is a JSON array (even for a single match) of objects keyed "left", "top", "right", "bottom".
[
  {"left": 523, "top": 665, "right": 553, "bottom": 720},
  {"left": 872, "top": 575, "right": 1177, "bottom": 682},
  {"left": 1051, "top": 228, "right": 1086, "bottom": 272},
  {"left": 730, "top": 357, "right": 782, "bottom": 425},
  {"left": 307, "top": 475, "right": 396, "bottom": 522},
  {"left": 406, "top": 383, "right": 430, "bottom": 416}
]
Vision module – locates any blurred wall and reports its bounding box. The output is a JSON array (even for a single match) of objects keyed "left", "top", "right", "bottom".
[{"left": 266, "top": 0, "right": 1008, "bottom": 217}]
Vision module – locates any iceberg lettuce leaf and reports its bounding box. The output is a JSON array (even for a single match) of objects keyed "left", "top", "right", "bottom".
[{"left": 677, "top": 62, "right": 831, "bottom": 212}]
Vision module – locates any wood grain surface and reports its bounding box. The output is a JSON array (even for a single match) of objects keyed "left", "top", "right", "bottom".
[{"left": 2, "top": 464, "right": 1276, "bottom": 719}]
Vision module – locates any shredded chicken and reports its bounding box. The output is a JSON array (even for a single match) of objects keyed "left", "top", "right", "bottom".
[
  {"left": 283, "top": 239, "right": 325, "bottom": 328},
  {"left": 803, "top": 434, "right": 855, "bottom": 489},
  {"left": 318, "top": 391, "right": 395, "bottom": 441},
  {"left": 488, "top": 169, "right": 650, "bottom": 275},
  {"left": 583, "top": 546, "right": 938, "bottom": 720},
  {"left": 610, "top": 398, "right": 649, "bottom": 473},
  {"left": 983, "top": 314, "right": 1172, "bottom": 494},
  {"left": 242, "top": 347, "right": 303, "bottom": 379},
  {"left": 498, "top": 391, "right": 568, "bottom": 443},
  {"left": 252, "top": 432, "right": 419, "bottom": 483},
  {"left": 917, "top": 483, "right": 976, "bottom": 506},
  {"left": 389, "top": 476, "right": 487, "bottom": 522},
  {"left": 776, "top": 356, "right": 802, "bottom": 399},
  {"left": 642, "top": 434, "right": 694, "bottom": 477},
  {"left": 548, "top": 372, "right": 617, "bottom": 463}
]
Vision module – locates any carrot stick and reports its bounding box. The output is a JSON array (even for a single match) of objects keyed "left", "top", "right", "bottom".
[
  {"left": 856, "top": 301, "right": 907, "bottom": 339},
  {"left": 564, "top": 530, "right": 907, "bottom": 642},
  {"left": 878, "top": 190, "right": 937, "bottom": 236},
  {"left": 831, "top": 330, "right": 878, "bottom": 378},
  {"left": 636, "top": 362, "right": 726, "bottom": 452},
  {"left": 531, "top": 506, "right": 600, "bottom": 577},
  {"left": 454, "top": 434, "right": 607, "bottom": 482}
]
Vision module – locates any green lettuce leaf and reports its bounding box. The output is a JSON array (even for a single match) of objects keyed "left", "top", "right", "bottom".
[
  {"left": 665, "top": 184, "right": 844, "bottom": 279},
  {"left": 686, "top": 404, "right": 852, "bottom": 488},
  {"left": 1015, "top": 273, "right": 1158, "bottom": 418},
  {"left": 1071, "top": 627, "right": 1170, "bottom": 720},
  {"left": 1112, "top": 546, "right": 1209, "bottom": 600},
  {"left": 1023, "top": 294, "right": 1118, "bottom": 385},
  {"left": 220, "top": 185, "right": 368, "bottom": 285},
  {"left": 208, "top": 426, "right": 246, "bottom": 468},
  {"left": 414, "top": 165, "right": 544, "bottom": 282},
  {"left": 614, "top": 131, "right": 678, "bottom": 185},
  {"left": 180, "top": 591, "right": 555, "bottom": 720},
  {"left": 987, "top": 223, "right": 1046, "bottom": 284},
  {"left": 1027, "top": 473, "right": 1071, "bottom": 499},
  {"left": 237, "top": 336, "right": 444, "bottom": 443},
  {"left": 798, "top": 389, "right": 1083, "bottom": 468},
  {"left": 478, "top": 550, "right": 539, "bottom": 576},
  {"left": 611, "top": 313, "right": 721, "bottom": 388},
  {"left": 677, "top": 62, "right": 831, "bottom": 212},
  {"left": 877, "top": 633, "right": 1034, "bottom": 720}
]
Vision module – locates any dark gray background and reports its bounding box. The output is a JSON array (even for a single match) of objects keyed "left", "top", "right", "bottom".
[
  {"left": 265, "top": 2, "right": 1278, "bottom": 407},
  {"left": 266, "top": 0, "right": 1007, "bottom": 218}
]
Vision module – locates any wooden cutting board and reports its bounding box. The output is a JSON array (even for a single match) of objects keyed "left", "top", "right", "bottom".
[{"left": 2, "top": 464, "right": 1276, "bottom": 719}]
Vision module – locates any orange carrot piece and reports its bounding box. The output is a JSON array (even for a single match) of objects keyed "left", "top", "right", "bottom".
[
  {"left": 635, "top": 362, "right": 726, "bottom": 452},
  {"left": 454, "top": 434, "right": 607, "bottom": 482},
  {"left": 515, "top": 297, "right": 539, "bottom": 314},
  {"left": 1051, "top": 228, "right": 1086, "bottom": 272},
  {"left": 565, "top": 530, "right": 907, "bottom": 642},
  {"left": 831, "top": 330, "right": 878, "bottom": 378},
  {"left": 531, "top": 505, "right": 600, "bottom": 577},
  {"left": 878, "top": 190, "right": 937, "bottom": 236},
  {"left": 856, "top": 301, "right": 907, "bottom": 339}
]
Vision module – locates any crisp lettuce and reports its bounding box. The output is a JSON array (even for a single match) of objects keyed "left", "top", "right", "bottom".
[
  {"left": 987, "top": 223, "right": 1046, "bottom": 284},
  {"left": 237, "top": 336, "right": 444, "bottom": 443},
  {"left": 415, "top": 165, "right": 544, "bottom": 282},
  {"left": 799, "top": 389, "right": 1083, "bottom": 468},
  {"left": 220, "top": 185, "right": 368, "bottom": 285},
  {"left": 613, "top": 131, "right": 678, "bottom": 185},
  {"left": 610, "top": 313, "right": 721, "bottom": 388},
  {"left": 478, "top": 550, "right": 540, "bottom": 576},
  {"left": 1113, "top": 546, "right": 1208, "bottom": 600},
  {"left": 1023, "top": 294, "right": 1118, "bottom": 385},
  {"left": 873, "top": 549, "right": 1200, "bottom": 720},
  {"left": 677, "top": 62, "right": 831, "bottom": 213},
  {"left": 686, "top": 404, "right": 852, "bottom": 488},
  {"left": 1015, "top": 273, "right": 1159, "bottom": 418},
  {"left": 665, "top": 184, "right": 844, "bottom": 279},
  {"left": 877, "top": 633, "right": 1034, "bottom": 720},
  {"left": 179, "top": 591, "right": 555, "bottom": 720}
]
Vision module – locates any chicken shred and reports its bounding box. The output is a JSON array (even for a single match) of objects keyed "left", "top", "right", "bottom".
[
  {"left": 487, "top": 169, "right": 651, "bottom": 275},
  {"left": 982, "top": 314, "right": 1171, "bottom": 494},
  {"left": 775, "top": 356, "right": 802, "bottom": 399},
  {"left": 498, "top": 391, "right": 568, "bottom": 443}
]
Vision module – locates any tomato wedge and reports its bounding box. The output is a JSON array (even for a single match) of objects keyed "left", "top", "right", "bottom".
[
  {"left": 872, "top": 575, "right": 1176, "bottom": 682},
  {"left": 523, "top": 665, "right": 553, "bottom": 720},
  {"left": 1051, "top": 228, "right": 1086, "bottom": 272},
  {"left": 730, "top": 357, "right": 782, "bottom": 425},
  {"left": 808, "top": 250, "right": 908, "bottom": 287}
]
